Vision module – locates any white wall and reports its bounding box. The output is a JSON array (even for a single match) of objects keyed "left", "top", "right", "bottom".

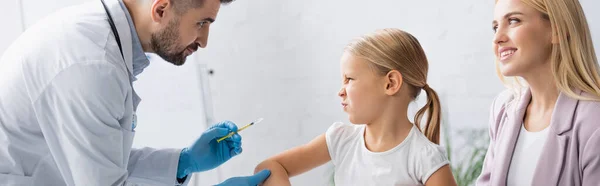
[{"left": 1, "top": 0, "right": 599, "bottom": 186}]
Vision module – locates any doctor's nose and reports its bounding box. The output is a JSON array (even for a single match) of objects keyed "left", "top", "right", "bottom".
[
  {"left": 197, "top": 30, "right": 209, "bottom": 48},
  {"left": 198, "top": 38, "right": 207, "bottom": 48}
]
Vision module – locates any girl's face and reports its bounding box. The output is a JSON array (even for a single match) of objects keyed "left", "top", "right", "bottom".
[
  {"left": 338, "top": 52, "right": 388, "bottom": 124},
  {"left": 492, "top": 0, "right": 554, "bottom": 77}
]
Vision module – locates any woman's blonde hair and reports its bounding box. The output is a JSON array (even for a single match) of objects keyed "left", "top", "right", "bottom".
[
  {"left": 345, "top": 28, "right": 442, "bottom": 144},
  {"left": 497, "top": 0, "right": 600, "bottom": 101}
]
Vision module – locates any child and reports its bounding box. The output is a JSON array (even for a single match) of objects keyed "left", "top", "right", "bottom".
[{"left": 255, "top": 28, "right": 457, "bottom": 186}]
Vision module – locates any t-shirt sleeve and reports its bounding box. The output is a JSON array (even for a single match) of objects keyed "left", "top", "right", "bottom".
[
  {"left": 325, "top": 122, "right": 354, "bottom": 166},
  {"left": 417, "top": 144, "right": 450, "bottom": 184}
]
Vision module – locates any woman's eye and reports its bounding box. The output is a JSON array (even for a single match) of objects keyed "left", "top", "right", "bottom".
[{"left": 508, "top": 18, "right": 520, "bottom": 24}]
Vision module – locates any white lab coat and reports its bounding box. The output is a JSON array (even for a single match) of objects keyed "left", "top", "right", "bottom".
[{"left": 0, "top": 0, "right": 188, "bottom": 185}]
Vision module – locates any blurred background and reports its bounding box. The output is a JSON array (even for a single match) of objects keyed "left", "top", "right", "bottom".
[{"left": 1, "top": 0, "right": 598, "bottom": 185}]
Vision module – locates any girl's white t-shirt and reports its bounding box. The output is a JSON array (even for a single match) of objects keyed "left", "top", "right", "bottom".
[{"left": 325, "top": 122, "right": 449, "bottom": 186}]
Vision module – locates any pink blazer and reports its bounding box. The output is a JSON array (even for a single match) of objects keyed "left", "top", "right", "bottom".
[{"left": 477, "top": 88, "right": 600, "bottom": 186}]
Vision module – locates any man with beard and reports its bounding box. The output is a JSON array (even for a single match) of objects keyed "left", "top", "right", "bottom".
[{"left": 0, "top": 0, "right": 270, "bottom": 185}]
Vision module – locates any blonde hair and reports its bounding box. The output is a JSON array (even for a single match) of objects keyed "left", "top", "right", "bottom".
[
  {"left": 496, "top": 0, "right": 600, "bottom": 101},
  {"left": 345, "top": 28, "right": 442, "bottom": 144}
]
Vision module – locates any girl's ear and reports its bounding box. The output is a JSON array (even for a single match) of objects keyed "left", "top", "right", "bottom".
[{"left": 384, "top": 70, "right": 402, "bottom": 95}]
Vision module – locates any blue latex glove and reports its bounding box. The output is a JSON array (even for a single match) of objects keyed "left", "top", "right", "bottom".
[
  {"left": 215, "top": 170, "right": 271, "bottom": 186},
  {"left": 177, "top": 121, "right": 243, "bottom": 178}
]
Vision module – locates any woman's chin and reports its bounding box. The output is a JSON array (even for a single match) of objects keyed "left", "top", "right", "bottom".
[{"left": 500, "top": 66, "right": 521, "bottom": 77}]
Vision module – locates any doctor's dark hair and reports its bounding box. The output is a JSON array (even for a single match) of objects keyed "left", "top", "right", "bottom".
[
  {"left": 172, "top": 0, "right": 235, "bottom": 15},
  {"left": 345, "top": 28, "right": 442, "bottom": 144}
]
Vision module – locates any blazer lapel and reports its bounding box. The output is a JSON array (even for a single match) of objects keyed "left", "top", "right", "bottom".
[
  {"left": 492, "top": 89, "right": 531, "bottom": 185},
  {"left": 532, "top": 89, "right": 580, "bottom": 185}
]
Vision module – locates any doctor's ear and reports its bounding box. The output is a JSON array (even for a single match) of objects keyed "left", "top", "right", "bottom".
[{"left": 150, "top": 0, "right": 172, "bottom": 22}]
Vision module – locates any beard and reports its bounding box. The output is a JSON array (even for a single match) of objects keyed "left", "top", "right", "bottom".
[{"left": 150, "top": 18, "right": 197, "bottom": 66}]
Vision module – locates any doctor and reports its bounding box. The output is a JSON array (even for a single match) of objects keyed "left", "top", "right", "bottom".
[{"left": 0, "top": 0, "right": 269, "bottom": 185}]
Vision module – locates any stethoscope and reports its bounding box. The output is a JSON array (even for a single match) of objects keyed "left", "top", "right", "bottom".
[
  {"left": 100, "top": 0, "right": 137, "bottom": 130},
  {"left": 100, "top": 0, "right": 124, "bottom": 60}
]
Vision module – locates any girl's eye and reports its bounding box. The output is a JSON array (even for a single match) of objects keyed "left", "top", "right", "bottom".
[{"left": 343, "top": 77, "right": 353, "bottom": 84}]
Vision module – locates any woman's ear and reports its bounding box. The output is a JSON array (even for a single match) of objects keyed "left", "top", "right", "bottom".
[
  {"left": 550, "top": 25, "right": 566, "bottom": 44},
  {"left": 551, "top": 31, "right": 560, "bottom": 44},
  {"left": 384, "top": 70, "right": 403, "bottom": 95}
]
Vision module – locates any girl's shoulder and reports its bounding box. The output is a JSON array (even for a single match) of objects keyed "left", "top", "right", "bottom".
[
  {"left": 409, "top": 128, "right": 448, "bottom": 160},
  {"left": 408, "top": 127, "right": 450, "bottom": 184},
  {"left": 325, "top": 122, "right": 363, "bottom": 142}
]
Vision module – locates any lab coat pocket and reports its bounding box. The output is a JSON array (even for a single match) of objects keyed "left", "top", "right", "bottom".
[
  {"left": 121, "top": 128, "right": 136, "bottom": 150},
  {"left": 121, "top": 127, "right": 135, "bottom": 170},
  {"left": 0, "top": 174, "right": 34, "bottom": 186}
]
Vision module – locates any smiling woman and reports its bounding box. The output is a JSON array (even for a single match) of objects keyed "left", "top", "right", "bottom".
[
  {"left": 478, "top": 0, "right": 600, "bottom": 185},
  {"left": 491, "top": 0, "right": 600, "bottom": 100}
]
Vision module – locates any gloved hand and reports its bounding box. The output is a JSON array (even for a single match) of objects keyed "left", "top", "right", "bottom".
[
  {"left": 215, "top": 169, "right": 271, "bottom": 186},
  {"left": 177, "top": 121, "right": 243, "bottom": 178}
]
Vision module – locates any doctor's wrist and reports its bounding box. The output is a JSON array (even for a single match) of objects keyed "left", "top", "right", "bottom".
[{"left": 177, "top": 148, "right": 192, "bottom": 179}]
